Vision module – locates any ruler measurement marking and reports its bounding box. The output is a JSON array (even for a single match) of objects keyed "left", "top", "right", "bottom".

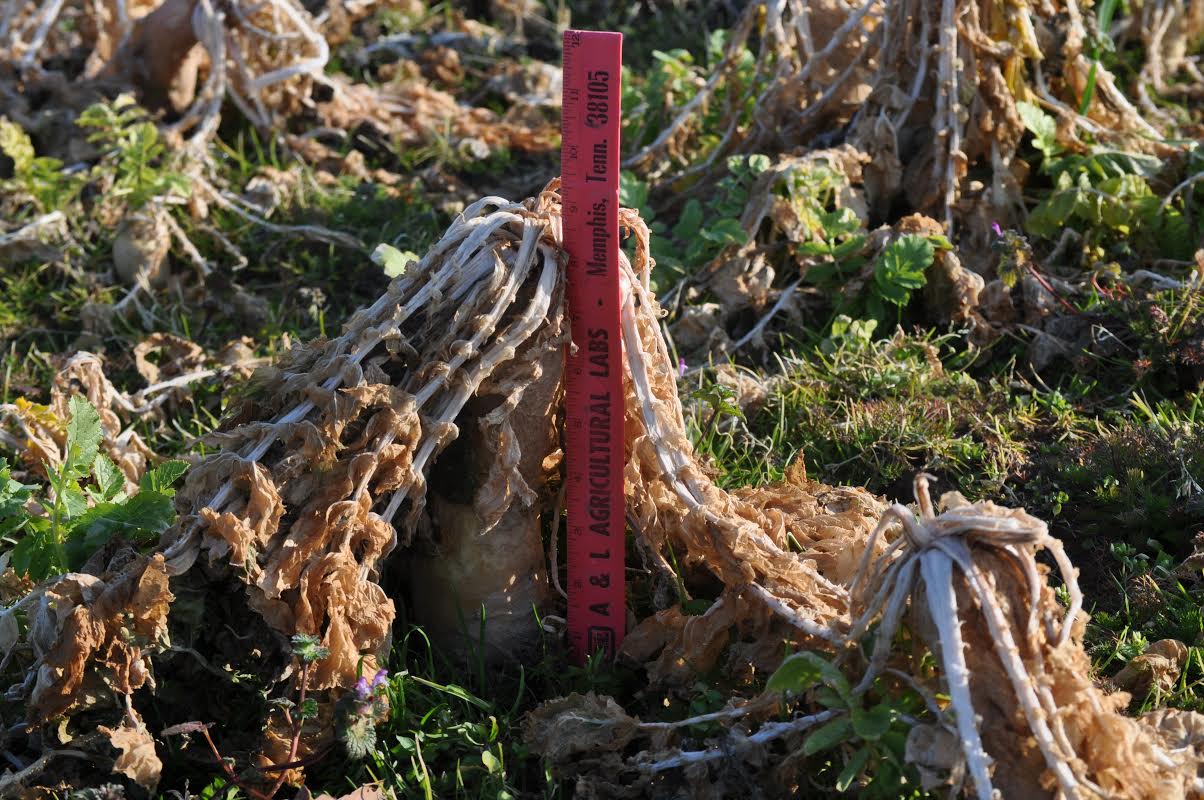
[{"left": 562, "top": 29, "right": 624, "bottom": 665}]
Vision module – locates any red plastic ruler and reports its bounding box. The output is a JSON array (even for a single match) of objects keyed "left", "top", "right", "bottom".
[{"left": 561, "top": 29, "right": 625, "bottom": 665}]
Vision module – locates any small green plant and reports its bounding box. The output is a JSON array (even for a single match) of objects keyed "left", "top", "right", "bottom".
[
  {"left": 867, "top": 234, "right": 938, "bottom": 323},
  {"left": 1110, "top": 540, "right": 1175, "bottom": 579},
  {"left": 1017, "top": 101, "right": 1195, "bottom": 260},
  {"left": 1, "top": 396, "right": 187, "bottom": 581},
  {"left": 336, "top": 665, "right": 391, "bottom": 759},
  {"left": 820, "top": 314, "right": 878, "bottom": 355},
  {"left": 0, "top": 119, "right": 85, "bottom": 213},
  {"left": 77, "top": 95, "right": 190, "bottom": 210},
  {"left": 766, "top": 651, "right": 920, "bottom": 797},
  {"left": 164, "top": 634, "right": 334, "bottom": 800},
  {"left": 370, "top": 243, "right": 420, "bottom": 278},
  {"left": 358, "top": 629, "right": 527, "bottom": 800},
  {"left": 622, "top": 30, "right": 758, "bottom": 160},
  {"left": 621, "top": 154, "right": 771, "bottom": 292},
  {"left": 690, "top": 382, "right": 746, "bottom": 441},
  {"left": 1078, "top": 0, "right": 1121, "bottom": 114},
  {"left": 803, "top": 211, "right": 945, "bottom": 330}
]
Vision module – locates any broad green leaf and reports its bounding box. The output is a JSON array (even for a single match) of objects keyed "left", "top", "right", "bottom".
[
  {"left": 881, "top": 729, "right": 909, "bottom": 759},
  {"left": 1016, "top": 101, "right": 1060, "bottom": 159},
  {"left": 851, "top": 705, "right": 894, "bottom": 741},
  {"left": 766, "top": 651, "right": 851, "bottom": 700},
  {"left": 806, "top": 261, "right": 839, "bottom": 285},
  {"left": 820, "top": 208, "right": 861, "bottom": 239},
  {"left": 10, "top": 533, "right": 36, "bottom": 577},
  {"left": 619, "top": 171, "right": 650, "bottom": 212},
  {"left": 835, "top": 747, "right": 871, "bottom": 792},
  {"left": 1026, "top": 189, "right": 1080, "bottom": 237},
  {"left": 65, "top": 490, "right": 177, "bottom": 568},
  {"left": 798, "top": 241, "right": 832, "bottom": 257},
  {"left": 1156, "top": 208, "right": 1193, "bottom": 260},
  {"left": 56, "top": 480, "right": 89, "bottom": 520},
  {"left": 91, "top": 454, "right": 125, "bottom": 501},
  {"left": 746, "top": 154, "right": 772, "bottom": 174},
  {"left": 700, "top": 218, "right": 746, "bottom": 246},
  {"left": 813, "top": 685, "right": 847, "bottom": 709},
  {"left": 831, "top": 235, "right": 866, "bottom": 260},
  {"left": 298, "top": 698, "right": 319, "bottom": 720},
  {"left": 481, "top": 749, "right": 501, "bottom": 774},
  {"left": 865, "top": 292, "right": 887, "bottom": 325},
  {"left": 65, "top": 396, "right": 103, "bottom": 478},
  {"left": 140, "top": 460, "right": 188, "bottom": 494},
  {"left": 11, "top": 525, "right": 58, "bottom": 581},
  {"left": 0, "top": 459, "right": 33, "bottom": 518},
  {"left": 875, "top": 234, "right": 934, "bottom": 297},
  {"left": 673, "top": 199, "right": 704, "bottom": 241},
  {"left": 802, "top": 717, "right": 852, "bottom": 755},
  {"left": 684, "top": 237, "right": 710, "bottom": 264},
  {"left": 874, "top": 277, "right": 912, "bottom": 305},
  {"left": 371, "top": 244, "right": 419, "bottom": 278}
]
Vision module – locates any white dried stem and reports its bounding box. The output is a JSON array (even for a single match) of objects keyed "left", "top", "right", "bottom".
[
  {"left": 15, "top": 0, "right": 65, "bottom": 68},
  {"left": 936, "top": 537, "right": 1082, "bottom": 800},
  {"left": 935, "top": 0, "right": 961, "bottom": 229},
  {"left": 641, "top": 709, "right": 841, "bottom": 772},
  {"left": 202, "top": 182, "right": 363, "bottom": 250},
  {"left": 919, "top": 550, "right": 995, "bottom": 800}
]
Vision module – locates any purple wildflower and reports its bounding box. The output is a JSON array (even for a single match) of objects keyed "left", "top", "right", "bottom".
[
  {"left": 354, "top": 675, "right": 370, "bottom": 699},
  {"left": 371, "top": 668, "right": 389, "bottom": 689},
  {"left": 678, "top": 357, "right": 687, "bottom": 377},
  {"left": 991, "top": 221, "right": 1003, "bottom": 237}
]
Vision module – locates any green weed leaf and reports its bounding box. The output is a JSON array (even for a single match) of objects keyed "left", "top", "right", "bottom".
[
  {"left": 673, "top": 199, "right": 704, "bottom": 241},
  {"left": 819, "top": 208, "right": 861, "bottom": 239},
  {"left": 1017, "top": 101, "right": 1061, "bottom": 159},
  {"left": 55, "top": 480, "right": 89, "bottom": 520},
  {"left": 746, "top": 154, "right": 772, "bottom": 174},
  {"left": 835, "top": 746, "right": 871, "bottom": 792},
  {"left": 0, "top": 460, "right": 34, "bottom": 536},
  {"left": 292, "top": 633, "right": 330, "bottom": 663},
  {"left": 65, "top": 490, "right": 176, "bottom": 568},
  {"left": 298, "top": 697, "right": 320, "bottom": 720},
  {"left": 0, "top": 120, "right": 35, "bottom": 174},
  {"left": 802, "top": 716, "right": 852, "bottom": 755},
  {"left": 874, "top": 234, "right": 934, "bottom": 306},
  {"left": 766, "top": 651, "right": 851, "bottom": 700},
  {"left": 65, "top": 396, "right": 103, "bottom": 478},
  {"left": 619, "top": 171, "right": 650, "bottom": 212},
  {"left": 91, "top": 454, "right": 125, "bottom": 502},
  {"left": 371, "top": 244, "right": 419, "bottom": 278},
  {"left": 140, "top": 460, "right": 188, "bottom": 494},
  {"left": 700, "top": 218, "right": 746, "bottom": 246},
  {"left": 851, "top": 704, "right": 894, "bottom": 741}
]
